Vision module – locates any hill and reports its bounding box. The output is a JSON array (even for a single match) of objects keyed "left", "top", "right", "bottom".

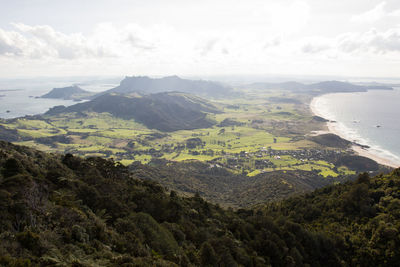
[
  {"left": 309, "top": 133, "right": 351, "bottom": 148},
  {"left": 246, "top": 81, "right": 307, "bottom": 91},
  {"left": 93, "top": 75, "right": 233, "bottom": 98},
  {"left": 0, "top": 140, "right": 342, "bottom": 266},
  {"left": 40, "top": 85, "right": 94, "bottom": 100},
  {"left": 1, "top": 141, "right": 400, "bottom": 266},
  {"left": 145, "top": 160, "right": 351, "bottom": 208},
  {"left": 45, "top": 92, "right": 220, "bottom": 132},
  {"left": 245, "top": 80, "right": 393, "bottom": 93},
  {"left": 262, "top": 169, "right": 400, "bottom": 266},
  {"left": 308, "top": 81, "right": 366, "bottom": 92}
]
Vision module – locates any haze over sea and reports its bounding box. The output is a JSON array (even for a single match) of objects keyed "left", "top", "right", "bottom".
[
  {"left": 313, "top": 88, "right": 400, "bottom": 166},
  {"left": 0, "top": 77, "right": 120, "bottom": 119}
]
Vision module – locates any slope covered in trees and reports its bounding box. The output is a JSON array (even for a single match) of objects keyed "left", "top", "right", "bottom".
[
  {"left": 145, "top": 160, "right": 351, "bottom": 208},
  {"left": 0, "top": 141, "right": 399, "bottom": 266},
  {"left": 263, "top": 169, "right": 400, "bottom": 266}
]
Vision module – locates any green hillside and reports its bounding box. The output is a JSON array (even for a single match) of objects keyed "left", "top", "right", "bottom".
[
  {"left": 46, "top": 92, "right": 219, "bottom": 132},
  {"left": 262, "top": 169, "right": 400, "bottom": 266},
  {"left": 1, "top": 141, "right": 399, "bottom": 266}
]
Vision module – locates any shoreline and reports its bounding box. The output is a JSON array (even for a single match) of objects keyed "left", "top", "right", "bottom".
[{"left": 310, "top": 96, "right": 400, "bottom": 169}]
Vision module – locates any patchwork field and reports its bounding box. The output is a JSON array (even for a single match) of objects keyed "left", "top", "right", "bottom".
[{"left": 0, "top": 90, "right": 358, "bottom": 178}]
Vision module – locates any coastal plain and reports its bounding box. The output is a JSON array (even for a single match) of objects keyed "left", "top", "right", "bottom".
[
  {"left": 0, "top": 79, "right": 394, "bottom": 207},
  {"left": 0, "top": 89, "right": 372, "bottom": 178}
]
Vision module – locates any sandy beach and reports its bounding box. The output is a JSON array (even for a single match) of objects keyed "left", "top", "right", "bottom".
[{"left": 310, "top": 96, "right": 400, "bottom": 169}]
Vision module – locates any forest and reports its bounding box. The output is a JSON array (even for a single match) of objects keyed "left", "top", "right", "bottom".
[{"left": 1, "top": 140, "right": 399, "bottom": 266}]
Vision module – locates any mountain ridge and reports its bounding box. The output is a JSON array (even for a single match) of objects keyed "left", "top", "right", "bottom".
[
  {"left": 45, "top": 92, "right": 220, "bottom": 132},
  {"left": 92, "top": 75, "right": 233, "bottom": 99},
  {"left": 244, "top": 80, "right": 393, "bottom": 93}
]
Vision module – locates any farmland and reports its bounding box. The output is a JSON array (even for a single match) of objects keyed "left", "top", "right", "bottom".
[{"left": 0, "top": 90, "right": 359, "bottom": 178}]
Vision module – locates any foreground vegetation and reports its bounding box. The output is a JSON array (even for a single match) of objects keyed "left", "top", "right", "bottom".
[{"left": 1, "top": 141, "right": 399, "bottom": 266}]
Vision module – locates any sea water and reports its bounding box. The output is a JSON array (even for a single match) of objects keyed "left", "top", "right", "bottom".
[
  {"left": 0, "top": 78, "right": 119, "bottom": 119},
  {"left": 313, "top": 88, "right": 400, "bottom": 165}
]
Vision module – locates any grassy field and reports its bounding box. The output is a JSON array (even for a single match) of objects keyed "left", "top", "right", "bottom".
[{"left": 0, "top": 90, "right": 356, "bottom": 178}]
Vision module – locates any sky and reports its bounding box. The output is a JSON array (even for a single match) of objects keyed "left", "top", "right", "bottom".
[{"left": 1, "top": 0, "right": 400, "bottom": 78}]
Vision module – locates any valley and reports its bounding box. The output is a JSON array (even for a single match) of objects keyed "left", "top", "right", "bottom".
[
  {"left": 0, "top": 80, "right": 390, "bottom": 207},
  {"left": 1, "top": 90, "right": 356, "bottom": 176},
  {"left": 2, "top": 2, "right": 400, "bottom": 265}
]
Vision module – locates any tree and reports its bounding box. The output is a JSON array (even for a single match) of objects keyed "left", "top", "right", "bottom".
[{"left": 200, "top": 241, "right": 218, "bottom": 267}]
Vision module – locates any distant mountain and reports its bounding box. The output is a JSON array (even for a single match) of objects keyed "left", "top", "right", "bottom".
[
  {"left": 41, "top": 85, "right": 94, "bottom": 100},
  {"left": 307, "top": 81, "right": 366, "bottom": 92},
  {"left": 246, "top": 81, "right": 307, "bottom": 91},
  {"left": 93, "top": 75, "right": 233, "bottom": 98},
  {"left": 46, "top": 92, "right": 220, "bottom": 131},
  {"left": 244, "top": 80, "right": 393, "bottom": 93}
]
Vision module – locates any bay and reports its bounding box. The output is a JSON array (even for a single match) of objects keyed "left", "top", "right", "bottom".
[{"left": 312, "top": 88, "right": 400, "bottom": 165}]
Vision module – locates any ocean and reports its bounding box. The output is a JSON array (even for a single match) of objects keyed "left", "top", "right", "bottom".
[
  {"left": 0, "top": 77, "right": 120, "bottom": 119},
  {"left": 312, "top": 88, "right": 400, "bottom": 166}
]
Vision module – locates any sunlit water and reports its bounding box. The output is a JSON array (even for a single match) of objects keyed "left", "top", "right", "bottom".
[
  {"left": 313, "top": 88, "right": 400, "bottom": 165},
  {"left": 0, "top": 78, "right": 119, "bottom": 119}
]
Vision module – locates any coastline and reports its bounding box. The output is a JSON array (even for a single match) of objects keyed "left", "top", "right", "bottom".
[{"left": 310, "top": 96, "right": 400, "bottom": 169}]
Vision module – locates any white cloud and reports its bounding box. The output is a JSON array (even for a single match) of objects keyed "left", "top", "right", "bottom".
[
  {"left": 338, "top": 27, "right": 400, "bottom": 54},
  {"left": 253, "top": 1, "right": 311, "bottom": 36},
  {"left": 2, "top": 18, "right": 400, "bottom": 77},
  {"left": 0, "top": 29, "right": 24, "bottom": 56},
  {"left": 297, "top": 26, "right": 400, "bottom": 57},
  {"left": 351, "top": 1, "right": 400, "bottom": 23},
  {"left": 11, "top": 23, "right": 117, "bottom": 59},
  {"left": 301, "top": 37, "right": 332, "bottom": 54},
  {"left": 351, "top": 2, "right": 387, "bottom": 23}
]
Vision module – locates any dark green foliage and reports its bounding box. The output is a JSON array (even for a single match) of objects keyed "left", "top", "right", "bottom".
[
  {"left": 185, "top": 137, "right": 203, "bottom": 149},
  {"left": 0, "top": 140, "right": 399, "bottom": 266},
  {"left": 310, "top": 133, "right": 351, "bottom": 148},
  {"left": 264, "top": 170, "right": 400, "bottom": 266},
  {"left": 0, "top": 125, "right": 24, "bottom": 142},
  {"left": 16, "top": 230, "right": 43, "bottom": 256},
  {"left": 2, "top": 158, "right": 24, "bottom": 177},
  {"left": 144, "top": 161, "right": 350, "bottom": 208},
  {"left": 199, "top": 242, "right": 217, "bottom": 267},
  {"left": 217, "top": 118, "right": 245, "bottom": 127},
  {"left": 336, "top": 155, "right": 379, "bottom": 171}
]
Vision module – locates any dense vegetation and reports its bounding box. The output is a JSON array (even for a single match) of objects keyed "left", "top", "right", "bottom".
[
  {"left": 309, "top": 133, "right": 351, "bottom": 149},
  {"left": 144, "top": 160, "right": 351, "bottom": 207},
  {"left": 263, "top": 169, "right": 400, "bottom": 266},
  {"left": 0, "top": 141, "right": 399, "bottom": 266}
]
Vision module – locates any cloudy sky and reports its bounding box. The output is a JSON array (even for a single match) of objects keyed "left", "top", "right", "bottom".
[{"left": 1, "top": 0, "right": 400, "bottom": 78}]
